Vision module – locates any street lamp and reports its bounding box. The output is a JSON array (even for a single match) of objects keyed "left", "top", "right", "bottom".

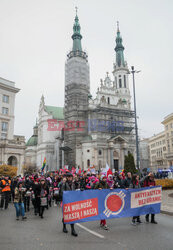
[{"left": 130, "top": 66, "right": 141, "bottom": 172}]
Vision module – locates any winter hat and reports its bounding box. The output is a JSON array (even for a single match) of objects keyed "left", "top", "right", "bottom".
[
  {"left": 100, "top": 175, "right": 107, "bottom": 180},
  {"left": 66, "top": 172, "right": 73, "bottom": 177},
  {"left": 108, "top": 174, "right": 113, "bottom": 179}
]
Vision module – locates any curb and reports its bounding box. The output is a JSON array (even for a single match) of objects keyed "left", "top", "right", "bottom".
[{"left": 161, "top": 210, "right": 173, "bottom": 216}]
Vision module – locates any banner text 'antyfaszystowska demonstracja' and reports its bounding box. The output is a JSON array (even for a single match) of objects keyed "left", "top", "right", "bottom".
[{"left": 63, "top": 186, "right": 162, "bottom": 224}]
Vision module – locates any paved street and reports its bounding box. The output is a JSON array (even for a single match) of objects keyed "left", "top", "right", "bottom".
[
  {"left": 161, "top": 190, "right": 173, "bottom": 214},
  {"left": 0, "top": 203, "right": 173, "bottom": 250}
]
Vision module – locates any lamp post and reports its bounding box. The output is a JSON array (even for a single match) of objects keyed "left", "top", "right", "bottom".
[{"left": 131, "top": 66, "right": 140, "bottom": 172}]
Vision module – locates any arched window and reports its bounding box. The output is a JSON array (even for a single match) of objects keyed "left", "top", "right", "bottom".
[
  {"left": 8, "top": 156, "right": 17, "bottom": 166},
  {"left": 107, "top": 97, "right": 110, "bottom": 104},
  {"left": 98, "top": 150, "right": 102, "bottom": 155},
  {"left": 124, "top": 75, "right": 126, "bottom": 88},
  {"left": 119, "top": 79, "right": 122, "bottom": 88}
]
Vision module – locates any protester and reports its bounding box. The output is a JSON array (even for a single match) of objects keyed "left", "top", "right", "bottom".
[
  {"left": 130, "top": 174, "right": 142, "bottom": 225},
  {"left": 24, "top": 175, "right": 32, "bottom": 212},
  {"left": 11, "top": 177, "right": 18, "bottom": 202},
  {"left": 107, "top": 174, "right": 114, "bottom": 188},
  {"left": 32, "top": 175, "right": 41, "bottom": 216},
  {"left": 39, "top": 178, "right": 49, "bottom": 218},
  {"left": 0, "top": 168, "right": 161, "bottom": 235},
  {"left": 115, "top": 173, "right": 123, "bottom": 188},
  {"left": 143, "top": 173, "right": 158, "bottom": 224},
  {"left": 60, "top": 173, "right": 78, "bottom": 237},
  {"left": 53, "top": 175, "right": 61, "bottom": 205},
  {"left": 0, "top": 176, "right": 11, "bottom": 210},
  {"left": 14, "top": 182, "right": 27, "bottom": 220},
  {"left": 122, "top": 172, "right": 132, "bottom": 189},
  {"left": 95, "top": 175, "right": 110, "bottom": 230}
]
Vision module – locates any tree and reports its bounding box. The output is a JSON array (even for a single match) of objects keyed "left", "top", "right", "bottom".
[
  {"left": 124, "top": 152, "right": 137, "bottom": 174},
  {"left": 0, "top": 165, "right": 17, "bottom": 177},
  {"left": 23, "top": 164, "right": 38, "bottom": 175}
]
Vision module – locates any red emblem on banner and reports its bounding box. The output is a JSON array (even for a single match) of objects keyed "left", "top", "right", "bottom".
[{"left": 104, "top": 191, "right": 126, "bottom": 217}]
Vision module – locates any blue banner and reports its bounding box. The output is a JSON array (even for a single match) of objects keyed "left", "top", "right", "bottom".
[{"left": 63, "top": 186, "right": 161, "bottom": 224}]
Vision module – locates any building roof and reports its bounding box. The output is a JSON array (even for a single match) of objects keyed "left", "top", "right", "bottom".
[
  {"left": 162, "top": 113, "right": 173, "bottom": 124},
  {"left": 0, "top": 77, "right": 20, "bottom": 93},
  {"left": 45, "top": 106, "right": 64, "bottom": 120},
  {"left": 148, "top": 131, "right": 165, "bottom": 142},
  {"left": 83, "top": 135, "right": 92, "bottom": 141},
  {"left": 26, "top": 135, "right": 38, "bottom": 146}
]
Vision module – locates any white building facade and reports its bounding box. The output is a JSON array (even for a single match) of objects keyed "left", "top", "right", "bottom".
[
  {"left": 0, "top": 77, "right": 25, "bottom": 174},
  {"left": 25, "top": 96, "right": 64, "bottom": 171}
]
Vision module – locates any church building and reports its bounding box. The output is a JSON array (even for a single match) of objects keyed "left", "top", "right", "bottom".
[
  {"left": 26, "top": 12, "right": 135, "bottom": 172},
  {"left": 63, "top": 13, "right": 135, "bottom": 171}
]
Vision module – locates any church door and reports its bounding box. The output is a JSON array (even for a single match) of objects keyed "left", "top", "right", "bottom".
[{"left": 114, "top": 159, "right": 119, "bottom": 171}]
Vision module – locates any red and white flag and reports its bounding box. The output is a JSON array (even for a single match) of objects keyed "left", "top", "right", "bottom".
[
  {"left": 71, "top": 167, "right": 76, "bottom": 174},
  {"left": 101, "top": 163, "right": 113, "bottom": 177}
]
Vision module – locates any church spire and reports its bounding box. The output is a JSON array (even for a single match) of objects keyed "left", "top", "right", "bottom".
[
  {"left": 72, "top": 7, "right": 82, "bottom": 52},
  {"left": 115, "top": 22, "right": 125, "bottom": 67}
]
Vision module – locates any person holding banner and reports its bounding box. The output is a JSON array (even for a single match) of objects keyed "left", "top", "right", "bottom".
[
  {"left": 94, "top": 175, "right": 110, "bottom": 230},
  {"left": 61, "top": 173, "right": 78, "bottom": 237},
  {"left": 129, "top": 174, "right": 142, "bottom": 225},
  {"left": 143, "top": 173, "right": 158, "bottom": 224},
  {"left": 122, "top": 172, "right": 132, "bottom": 189}
]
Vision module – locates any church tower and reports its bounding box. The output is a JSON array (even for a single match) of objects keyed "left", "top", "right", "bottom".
[
  {"left": 113, "top": 22, "right": 131, "bottom": 108},
  {"left": 64, "top": 9, "right": 90, "bottom": 167}
]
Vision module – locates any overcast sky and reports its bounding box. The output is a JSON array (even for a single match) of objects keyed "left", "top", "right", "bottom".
[{"left": 0, "top": 0, "right": 173, "bottom": 141}]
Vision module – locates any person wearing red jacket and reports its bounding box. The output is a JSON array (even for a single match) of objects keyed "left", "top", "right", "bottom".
[{"left": 143, "top": 173, "right": 158, "bottom": 224}]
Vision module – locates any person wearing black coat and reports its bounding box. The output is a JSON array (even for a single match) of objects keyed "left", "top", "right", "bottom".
[
  {"left": 32, "top": 176, "right": 41, "bottom": 216},
  {"left": 24, "top": 176, "right": 32, "bottom": 212},
  {"left": 60, "top": 173, "right": 78, "bottom": 237},
  {"left": 11, "top": 177, "right": 18, "bottom": 202},
  {"left": 39, "top": 179, "right": 49, "bottom": 218},
  {"left": 122, "top": 172, "right": 132, "bottom": 188},
  {"left": 114, "top": 174, "right": 123, "bottom": 188}
]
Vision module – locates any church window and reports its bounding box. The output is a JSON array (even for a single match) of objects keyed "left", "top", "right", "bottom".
[
  {"left": 3, "top": 95, "right": 9, "bottom": 103},
  {"left": 99, "top": 160, "right": 102, "bottom": 170},
  {"left": 1, "top": 133, "right": 7, "bottom": 139},
  {"left": 87, "top": 150, "right": 90, "bottom": 152},
  {"left": 107, "top": 97, "right": 110, "bottom": 104},
  {"left": 124, "top": 75, "right": 126, "bottom": 88},
  {"left": 119, "top": 79, "right": 122, "bottom": 88},
  {"left": 2, "top": 122, "right": 8, "bottom": 132},
  {"left": 87, "top": 159, "right": 90, "bottom": 167},
  {"left": 98, "top": 150, "right": 102, "bottom": 155},
  {"left": 2, "top": 107, "right": 8, "bottom": 115}
]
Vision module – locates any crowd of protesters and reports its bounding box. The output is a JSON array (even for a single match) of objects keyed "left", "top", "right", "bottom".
[{"left": 0, "top": 170, "right": 158, "bottom": 237}]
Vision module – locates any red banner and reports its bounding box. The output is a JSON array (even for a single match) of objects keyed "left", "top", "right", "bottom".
[{"left": 63, "top": 198, "right": 98, "bottom": 223}]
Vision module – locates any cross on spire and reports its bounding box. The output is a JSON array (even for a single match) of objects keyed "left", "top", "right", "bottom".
[
  {"left": 117, "top": 21, "right": 119, "bottom": 32},
  {"left": 75, "top": 6, "right": 78, "bottom": 16}
]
